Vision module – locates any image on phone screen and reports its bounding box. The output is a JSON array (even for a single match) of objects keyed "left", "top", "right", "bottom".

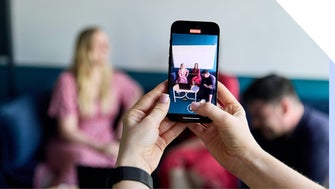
[{"left": 167, "top": 21, "right": 219, "bottom": 122}]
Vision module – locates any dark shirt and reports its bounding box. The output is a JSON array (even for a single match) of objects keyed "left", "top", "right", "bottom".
[
  {"left": 202, "top": 76, "right": 213, "bottom": 87},
  {"left": 252, "top": 105, "right": 329, "bottom": 185}
]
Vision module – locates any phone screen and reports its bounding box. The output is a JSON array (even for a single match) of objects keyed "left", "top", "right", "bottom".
[{"left": 167, "top": 21, "right": 220, "bottom": 122}]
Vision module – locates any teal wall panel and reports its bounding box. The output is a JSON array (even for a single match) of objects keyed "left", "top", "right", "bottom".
[{"left": 0, "top": 65, "right": 329, "bottom": 113}]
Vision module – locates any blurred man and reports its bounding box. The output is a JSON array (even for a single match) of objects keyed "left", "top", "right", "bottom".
[{"left": 242, "top": 73, "right": 329, "bottom": 186}]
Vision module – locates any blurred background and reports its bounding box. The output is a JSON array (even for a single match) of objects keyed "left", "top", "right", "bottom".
[
  {"left": 0, "top": 0, "right": 329, "bottom": 98},
  {"left": 0, "top": 0, "right": 329, "bottom": 188},
  {"left": 0, "top": 0, "right": 329, "bottom": 96}
]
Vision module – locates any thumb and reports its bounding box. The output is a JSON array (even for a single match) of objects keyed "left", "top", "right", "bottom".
[
  {"left": 190, "top": 102, "right": 232, "bottom": 124},
  {"left": 143, "top": 93, "right": 170, "bottom": 128}
]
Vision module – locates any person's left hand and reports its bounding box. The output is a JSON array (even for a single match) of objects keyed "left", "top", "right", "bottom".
[{"left": 115, "top": 81, "right": 187, "bottom": 174}]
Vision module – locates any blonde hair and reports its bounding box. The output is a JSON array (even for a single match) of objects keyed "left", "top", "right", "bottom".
[{"left": 70, "top": 27, "right": 112, "bottom": 117}]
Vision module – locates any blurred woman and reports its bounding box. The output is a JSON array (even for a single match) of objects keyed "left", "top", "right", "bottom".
[{"left": 34, "top": 27, "right": 143, "bottom": 188}]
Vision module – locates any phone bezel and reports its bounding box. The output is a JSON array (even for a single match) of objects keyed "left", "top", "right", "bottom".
[{"left": 167, "top": 20, "right": 220, "bottom": 123}]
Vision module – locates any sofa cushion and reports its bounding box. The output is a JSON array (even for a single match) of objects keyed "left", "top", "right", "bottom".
[{"left": 0, "top": 94, "right": 43, "bottom": 169}]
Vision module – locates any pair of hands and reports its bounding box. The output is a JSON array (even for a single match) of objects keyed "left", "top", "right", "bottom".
[
  {"left": 114, "top": 81, "right": 324, "bottom": 189},
  {"left": 115, "top": 81, "right": 258, "bottom": 176}
]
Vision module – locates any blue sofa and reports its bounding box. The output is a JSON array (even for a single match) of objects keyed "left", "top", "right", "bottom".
[
  {"left": 0, "top": 91, "right": 55, "bottom": 187},
  {"left": 0, "top": 65, "right": 329, "bottom": 188}
]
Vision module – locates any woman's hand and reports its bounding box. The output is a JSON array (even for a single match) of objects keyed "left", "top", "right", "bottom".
[{"left": 115, "top": 81, "right": 187, "bottom": 174}]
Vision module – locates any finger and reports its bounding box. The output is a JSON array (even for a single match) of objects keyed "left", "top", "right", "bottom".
[
  {"left": 132, "top": 81, "right": 168, "bottom": 113},
  {"left": 188, "top": 123, "right": 217, "bottom": 142},
  {"left": 142, "top": 93, "right": 170, "bottom": 129},
  {"left": 188, "top": 123, "right": 206, "bottom": 137},
  {"left": 191, "top": 102, "right": 231, "bottom": 124},
  {"left": 158, "top": 118, "right": 177, "bottom": 135},
  {"left": 158, "top": 123, "right": 187, "bottom": 147},
  {"left": 217, "top": 82, "right": 241, "bottom": 108},
  {"left": 124, "top": 81, "right": 168, "bottom": 125}
]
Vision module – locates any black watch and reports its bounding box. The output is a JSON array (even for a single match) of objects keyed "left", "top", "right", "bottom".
[{"left": 108, "top": 166, "right": 153, "bottom": 189}]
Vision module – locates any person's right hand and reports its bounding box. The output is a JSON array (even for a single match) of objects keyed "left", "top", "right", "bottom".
[
  {"left": 188, "top": 82, "right": 261, "bottom": 174},
  {"left": 189, "top": 82, "right": 324, "bottom": 189}
]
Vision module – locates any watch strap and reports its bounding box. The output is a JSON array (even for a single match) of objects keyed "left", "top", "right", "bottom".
[{"left": 109, "top": 166, "right": 153, "bottom": 189}]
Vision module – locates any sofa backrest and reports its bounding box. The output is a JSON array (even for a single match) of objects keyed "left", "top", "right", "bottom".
[
  {"left": 0, "top": 91, "right": 54, "bottom": 170},
  {"left": 0, "top": 65, "right": 329, "bottom": 114}
]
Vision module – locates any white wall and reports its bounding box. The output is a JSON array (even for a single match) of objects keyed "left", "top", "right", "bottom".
[{"left": 11, "top": 0, "right": 329, "bottom": 79}]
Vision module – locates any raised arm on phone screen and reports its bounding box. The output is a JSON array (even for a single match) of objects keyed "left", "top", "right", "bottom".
[{"left": 112, "top": 81, "right": 324, "bottom": 189}]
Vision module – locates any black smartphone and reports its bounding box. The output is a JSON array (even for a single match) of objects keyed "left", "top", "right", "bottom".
[{"left": 167, "top": 20, "right": 220, "bottom": 123}]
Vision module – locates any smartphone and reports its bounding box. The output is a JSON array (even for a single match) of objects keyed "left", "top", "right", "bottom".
[{"left": 167, "top": 20, "right": 220, "bottom": 123}]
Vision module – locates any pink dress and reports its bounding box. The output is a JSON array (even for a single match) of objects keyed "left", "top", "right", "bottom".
[
  {"left": 35, "top": 71, "right": 142, "bottom": 187},
  {"left": 177, "top": 68, "right": 189, "bottom": 84}
]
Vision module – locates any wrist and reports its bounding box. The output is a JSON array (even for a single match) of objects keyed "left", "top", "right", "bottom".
[
  {"left": 115, "top": 156, "right": 151, "bottom": 175},
  {"left": 116, "top": 147, "right": 151, "bottom": 174},
  {"left": 233, "top": 145, "right": 266, "bottom": 185}
]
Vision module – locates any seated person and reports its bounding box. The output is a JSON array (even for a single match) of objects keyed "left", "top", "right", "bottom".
[
  {"left": 199, "top": 69, "right": 215, "bottom": 103},
  {"left": 189, "top": 63, "right": 202, "bottom": 86},
  {"left": 176, "top": 63, "right": 189, "bottom": 84},
  {"left": 158, "top": 72, "right": 240, "bottom": 188},
  {"left": 33, "top": 27, "right": 143, "bottom": 188},
  {"left": 242, "top": 73, "right": 329, "bottom": 186}
]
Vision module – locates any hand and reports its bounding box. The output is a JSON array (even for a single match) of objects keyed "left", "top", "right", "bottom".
[
  {"left": 188, "top": 82, "right": 260, "bottom": 174},
  {"left": 204, "top": 84, "right": 213, "bottom": 89},
  {"left": 115, "top": 81, "right": 187, "bottom": 174},
  {"left": 187, "top": 82, "right": 323, "bottom": 188}
]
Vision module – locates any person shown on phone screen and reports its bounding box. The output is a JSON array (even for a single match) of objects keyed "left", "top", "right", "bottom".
[
  {"left": 199, "top": 69, "right": 215, "bottom": 103},
  {"left": 190, "top": 63, "right": 202, "bottom": 86},
  {"left": 176, "top": 63, "right": 189, "bottom": 84}
]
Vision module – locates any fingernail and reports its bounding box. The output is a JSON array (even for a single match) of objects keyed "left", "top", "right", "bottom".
[
  {"left": 159, "top": 93, "right": 169, "bottom": 104},
  {"left": 190, "top": 102, "right": 200, "bottom": 110}
]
